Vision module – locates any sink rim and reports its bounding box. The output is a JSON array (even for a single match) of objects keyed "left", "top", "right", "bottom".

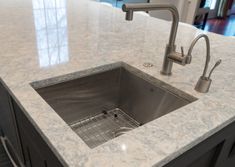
[
  {"left": 30, "top": 61, "right": 197, "bottom": 103},
  {"left": 29, "top": 61, "right": 198, "bottom": 149}
]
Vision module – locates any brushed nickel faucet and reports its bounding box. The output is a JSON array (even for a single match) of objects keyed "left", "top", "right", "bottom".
[
  {"left": 122, "top": 3, "right": 183, "bottom": 75},
  {"left": 122, "top": 3, "right": 222, "bottom": 93},
  {"left": 189, "top": 34, "right": 222, "bottom": 93}
]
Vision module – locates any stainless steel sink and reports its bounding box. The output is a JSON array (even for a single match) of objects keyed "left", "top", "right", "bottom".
[{"left": 34, "top": 65, "right": 197, "bottom": 148}]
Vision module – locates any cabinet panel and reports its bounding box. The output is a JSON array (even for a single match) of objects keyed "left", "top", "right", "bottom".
[
  {"left": 0, "top": 82, "right": 24, "bottom": 162},
  {"left": 164, "top": 120, "right": 235, "bottom": 167},
  {"left": 214, "top": 133, "right": 235, "bottom": 167},
  {"left": 19, "top": 128, "right": 46, "bottom": 167},
  {"left": 12, "top": 100, "right": 64, "bottom": 167},
  {"left": 187, "top": 142, "right": 223, "bottom": 167}
]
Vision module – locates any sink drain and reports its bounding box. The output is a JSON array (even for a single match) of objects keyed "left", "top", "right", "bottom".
[{"left": 143, "top": 62, "right": 154, "bottom": 67}]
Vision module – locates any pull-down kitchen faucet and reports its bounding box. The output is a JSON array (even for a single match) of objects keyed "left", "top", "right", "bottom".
[{"left": 122, "top": 3, "right": 222, "bottom": 93}]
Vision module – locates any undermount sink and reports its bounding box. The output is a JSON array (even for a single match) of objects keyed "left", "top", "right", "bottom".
[{"left": 34, "top": 64, "right": 197, "bottom": 148}]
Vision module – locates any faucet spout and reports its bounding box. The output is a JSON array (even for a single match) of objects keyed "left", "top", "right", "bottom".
[
  {"left": 187, "top": 34, "right": 221, "bottom": 93},
  {"left": 187, "top": 34, "right": 211, "bottom": 78},
  {"left": 122, "top": 3, "right": 179, "bottom": 75}
]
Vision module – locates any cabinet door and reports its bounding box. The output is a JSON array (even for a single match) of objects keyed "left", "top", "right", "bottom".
[
  {"left": 12, "top": 100, "right": 64, "bottom": 167},
  {"left": 226, "top": 140, "right": 235, "bottom": 166},
  {"left": 0, "top": 82, "right": 24, "bottom": 162},
  {"left": 18, "top": 127, "right": 46, "bottom": 167},
  {"left": 164, "top": 121, "right": 235, "bottom": 167},
  {"left": 213, "top": 133, "right": 235, "bottom": 167}
]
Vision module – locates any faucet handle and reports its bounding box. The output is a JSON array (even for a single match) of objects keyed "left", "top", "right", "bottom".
[
  {"left": 181, "top": 46, "right": 192, "bottom": 64},
  {"left": 180, "top": 46, "right": 185, "bottom": 57},
  {"left": 195, "top": 59, "right": 222, "bottom": 93},
  {"left": 168, "top": 46, "right": 191, "bottom": 65},
  {"left": 208, "top": 59, "right": 222, "bottom": 79}
]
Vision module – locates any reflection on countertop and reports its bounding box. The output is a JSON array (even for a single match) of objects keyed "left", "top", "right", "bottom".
[{"left": 33, "top": 0, "right": 69, "bottom": 67}]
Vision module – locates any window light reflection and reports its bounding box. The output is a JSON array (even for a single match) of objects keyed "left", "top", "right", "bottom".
[{"left": 32, "top": 0, "right": 69, "bottom": 68}]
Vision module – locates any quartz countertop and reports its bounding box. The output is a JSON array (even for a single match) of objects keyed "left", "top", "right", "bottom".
[{"left": 0, "top": 0, "right": 235, "bottom": 166}]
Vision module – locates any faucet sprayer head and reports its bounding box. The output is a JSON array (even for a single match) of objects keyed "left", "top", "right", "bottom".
[{"left": 122, "top": 4, "right": 134, "bottom": 20}]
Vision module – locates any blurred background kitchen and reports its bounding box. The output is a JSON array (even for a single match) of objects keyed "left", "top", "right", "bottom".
[{"left": 96, "top": 0, "right": 235, "bottom": 36}]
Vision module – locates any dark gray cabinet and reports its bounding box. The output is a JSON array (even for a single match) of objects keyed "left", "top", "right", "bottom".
[
  {"left": 0, "top": 82, "right": 63, "bottom": 167},
  {"left": 0, "top": 82, "right": 24, "bottom": 165},
  {"left": 12, "top": 99, "right": 64, "bottom": 167},
  {"left": 2, "top": 80, "right": 235, "bottom": 167},
  {"left": 164, "top": 121, "right": 235, "bottom": 167}
]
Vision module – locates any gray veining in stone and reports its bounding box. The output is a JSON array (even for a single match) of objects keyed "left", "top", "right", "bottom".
[{"left": 0, "top": 0, "right": 235, "bottom": 166}]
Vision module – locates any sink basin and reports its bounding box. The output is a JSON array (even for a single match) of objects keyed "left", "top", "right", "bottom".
[{"left": 34, "top": 65, "right": 196, "bottom": 148}]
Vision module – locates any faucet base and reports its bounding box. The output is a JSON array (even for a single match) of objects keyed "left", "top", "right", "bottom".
[
  {"left": 195, "top": 76, "right": 212, "bottom": 93},
  {"left": 160, "top": 70, "right": 172, "bottom": 76},
  {"left": 161, "top": 44, "right": 175, "bottom": 76}
]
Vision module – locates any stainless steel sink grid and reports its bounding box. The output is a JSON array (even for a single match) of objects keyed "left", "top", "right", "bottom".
[
  {"left": 34, "top": 65, "right": 197, "bottom": 148},
  {"left": 69, "top": 108, "right": 140, "bottom": 148}
]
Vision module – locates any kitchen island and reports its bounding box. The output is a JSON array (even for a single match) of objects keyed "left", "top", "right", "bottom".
[{"left": 0, "top": 0, "right": 235, "bottom": 166}]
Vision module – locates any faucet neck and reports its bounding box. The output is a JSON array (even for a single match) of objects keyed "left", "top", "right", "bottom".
[
  {"left": 122, "top": 3, "right": 179, "bottom": 48},
  {"left": 122, "top": 3, "right": 180, "bottom": 75},
  {"left": 187, "top": 34, "right": 211, "bottom": 77}
]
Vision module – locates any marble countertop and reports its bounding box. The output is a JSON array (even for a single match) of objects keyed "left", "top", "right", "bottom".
[{"left": 0, "top": 0, "right": 235, "bottom": 166}]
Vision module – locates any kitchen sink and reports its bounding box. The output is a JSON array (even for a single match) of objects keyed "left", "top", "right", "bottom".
[{"left": 34, "top": 65, "right": 197, "bottom": 148}]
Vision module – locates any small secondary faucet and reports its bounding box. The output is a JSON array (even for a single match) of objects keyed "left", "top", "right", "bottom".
[
  {"left": 122, "top": 3, "right": 222, "bottom": 93},
  {"left": 188, "top": 34, "right": 222, "bottom": 93}
]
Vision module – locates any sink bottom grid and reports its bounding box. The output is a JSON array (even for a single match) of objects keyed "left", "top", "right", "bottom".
[{"left": 69, "top": 108, "right": 140, "bottom": 148}]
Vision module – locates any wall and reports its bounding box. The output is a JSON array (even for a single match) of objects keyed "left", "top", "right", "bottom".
[{"left": 185, "top": 0, "right": 201, "bottom": 24}]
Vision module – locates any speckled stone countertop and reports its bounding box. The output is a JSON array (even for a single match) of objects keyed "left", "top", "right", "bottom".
[{"left": 0, "top": 0, "right": 235, "bottom": 166}]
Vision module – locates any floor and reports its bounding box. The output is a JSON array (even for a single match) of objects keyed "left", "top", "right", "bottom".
[{"left": 203, "top": 4, "right": 235, "bottom": 36}]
